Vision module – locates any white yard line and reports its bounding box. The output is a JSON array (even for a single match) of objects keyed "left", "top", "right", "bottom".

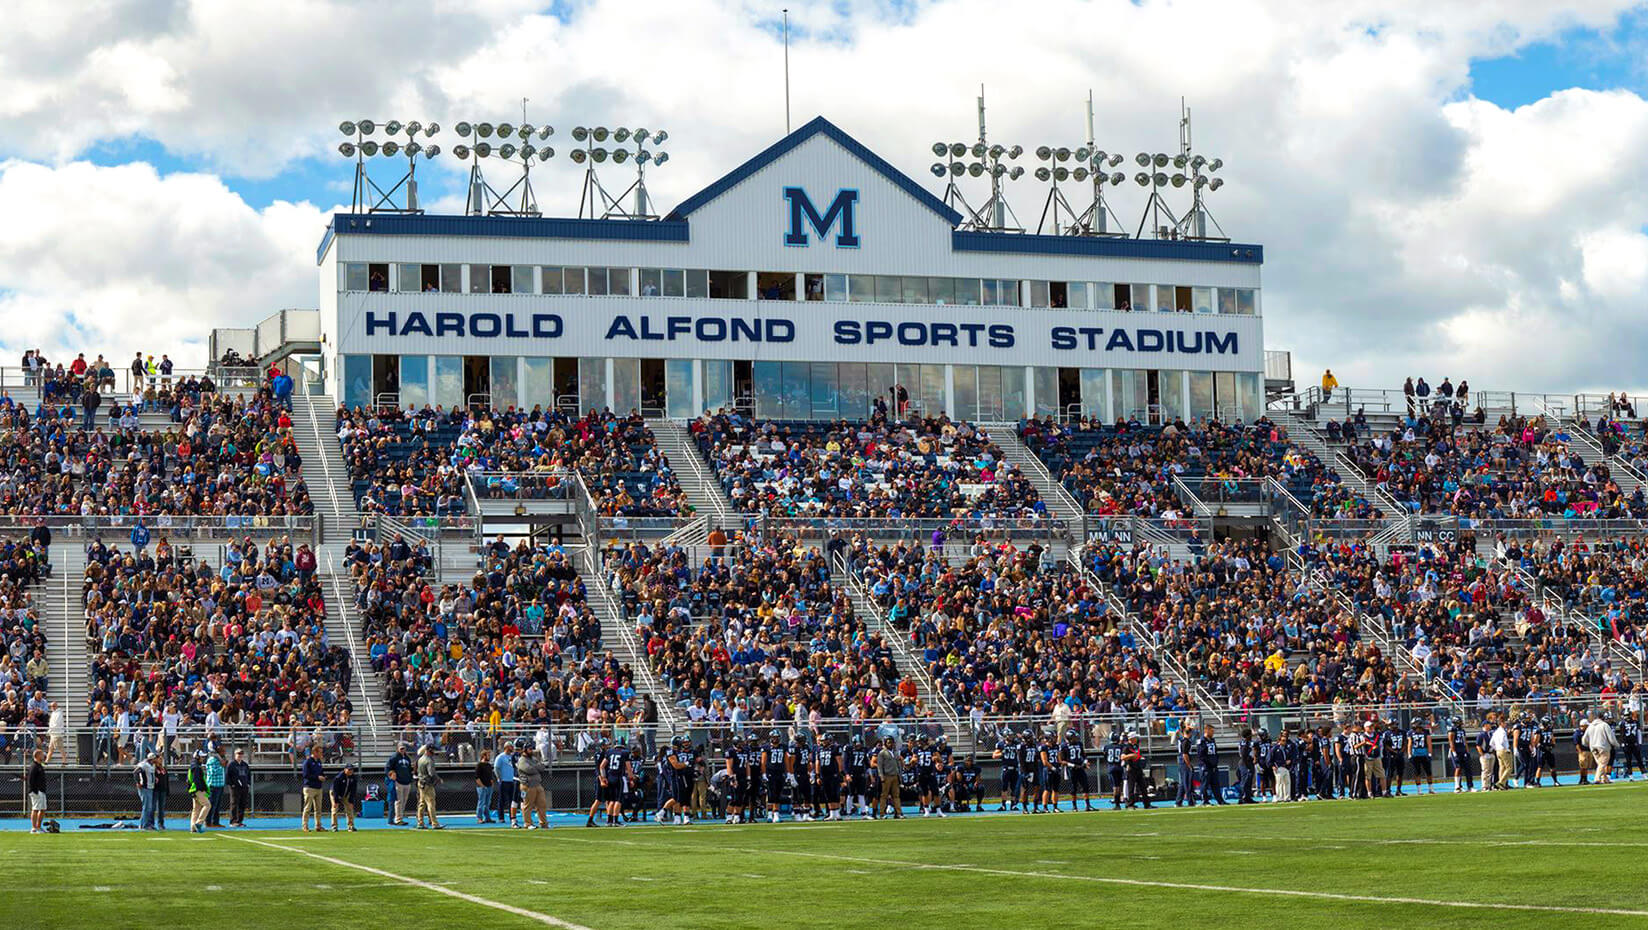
[
  {"left": 1117, "top": 830, "right": 1648, "bottom": 850},
  {"left": 218, "top": 834, "right": 592, "bottom": 929},
  {"left": 535, "top": 833, "right": 1648, "bottom": 918}
]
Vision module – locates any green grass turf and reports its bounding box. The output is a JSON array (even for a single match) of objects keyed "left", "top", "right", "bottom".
[{"left": 5, "top": 783, "right": 1648, "bottom": 929}]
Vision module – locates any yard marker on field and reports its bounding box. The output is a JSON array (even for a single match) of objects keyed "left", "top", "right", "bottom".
[
  {"left": 93, "top": 887, "right": 110, "bottom": 892},
  {"left": 204, "top": 885, "right": 222, "bottom": 892},
  {"left": 218, "top": 835, "right": 592, "bottom": 929}
]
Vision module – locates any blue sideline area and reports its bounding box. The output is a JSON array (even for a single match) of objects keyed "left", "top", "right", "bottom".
[{"left": 1, "top": 774, "right": 1629, "bottom": 831}]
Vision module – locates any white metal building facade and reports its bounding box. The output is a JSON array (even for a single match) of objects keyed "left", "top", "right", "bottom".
[{"left": 317, "top": 116, "right": 1266, "bottom": 422}]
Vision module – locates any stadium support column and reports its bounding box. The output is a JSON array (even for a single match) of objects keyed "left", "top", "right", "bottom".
[
  {"left": 1022, "top": 365, "right": 1036, "bottom": 419},
  {"left": 605, "top": 358, "right": 616, "bottom": 412},
  {"left": 944, "top": 366, "right": 955, "bottom": 419},
  {"left": 691, "top": 360, "right": 705, "bottom": 418}
]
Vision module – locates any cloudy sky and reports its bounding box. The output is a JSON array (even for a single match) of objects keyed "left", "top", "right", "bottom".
[{"left": 2, "top": 0, "right": 1646, "bottom": 393}]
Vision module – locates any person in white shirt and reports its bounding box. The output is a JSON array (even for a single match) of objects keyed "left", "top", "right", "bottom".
[
  {"left": 161, "top": 703, "right": 181, "bottom": 764},
  {"left": 1584, "top": 712, "right": 1620, "bottom": 783},
  {"left": 1489, "top": 719, "right": 1513, "bottom": 790},
  {"left": 46, "top": 703, "right": 66, "bottom": 764}
]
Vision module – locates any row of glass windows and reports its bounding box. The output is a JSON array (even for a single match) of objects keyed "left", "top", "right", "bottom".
[
  {"left": 343, "top": 354, "right": 1265, "bottom": 428},
  {"left": 343, "top": 262, "right": 1257, "bottom": 315}
]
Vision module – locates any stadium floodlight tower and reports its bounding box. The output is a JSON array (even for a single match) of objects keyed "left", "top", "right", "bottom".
[
  {"left": 1070, "top": 92, "right": 1127, "bottom": 237},
  {"left": 569, "top": 126, "right": 669, "bottom": 220},
  {"left": 1132, "top": 148, "right": 1179, "bottom": 240},
  {"left": 451, "top": 120, "right": 511, "bottom": 216},
  {"left": 1031, "top": 144, "right": 1085, "bottom": 235},
  {"left": 574, "top": 127, "right": 669, "bottom": 220},
  {"left": 1169, "top": 100, "right": 1228, "bottom": 241},
  {"left": 338, "top": 119, "right": 441, "bottom": 213},
  {"left": 482, "top": 120, "right": 555, "bottom": 216},
  {"left": 928, "top": 87, "right": 1024, "bottom": 233}
]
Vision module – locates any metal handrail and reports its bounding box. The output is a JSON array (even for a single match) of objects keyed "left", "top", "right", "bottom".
[
  {"left": 832, "top": 550, "right": 964, "bottom": 735},
  {"left": 302, "top": 382, "right": 349, "bottom": 542},
  {"left": 998, "top": 426, "right": 1086, "bottom": 531},
  {"left": 1305, "top": 560, "right": 1468, "bottom": 716},
  {"left": 1170, "top": 474, "right": 1210, "bottom": 514},
  {"left": 1069, "top": 545, "right": 1230, "bottom": 726},
  {"left": 580, "top": 544, "right": 683, "bottom": 733},
  {"left": 1498, "top": 552, "right": 1643, "bottom": 674},
  {"left": 325, "top": 550, "right": 380, "bottom": 737},
  {"left": 662, "top": 421, "right": 734, "bottom": 527}
]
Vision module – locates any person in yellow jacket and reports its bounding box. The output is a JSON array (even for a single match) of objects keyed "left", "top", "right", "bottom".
[{"left": 1321, "top": 368, "right": 1338, "bottom": 402}]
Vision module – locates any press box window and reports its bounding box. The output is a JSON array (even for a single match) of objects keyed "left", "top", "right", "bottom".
[
  {"left": 344, "top": 263, "right": 368, "bottom": 291},
  {"left": 708, "top": 271, "right": 748, "bottom": 299},
  {"left": 756, "top": 272, "right": 795, "bottom": 300},
  {"left": 397, "top": 263, "right": 446, "bottom": 292},
  {"left": 684, "top": 269, "right": 708, "bottom": 298},
  {"left": 640, "top": 269, "right": 662, "bottom": 296}
]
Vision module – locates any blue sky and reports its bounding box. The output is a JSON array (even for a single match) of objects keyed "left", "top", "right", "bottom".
[{"left": 1468, "top": 11, "right": 1647, "bottom": 109}]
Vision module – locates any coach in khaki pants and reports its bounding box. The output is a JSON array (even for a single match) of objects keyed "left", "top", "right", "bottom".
[
  {"left": 301, "top": 745, "right": 327, "bottom": 831},
  {"left": 1491, "top": 719, "right": 1514, "bottom": 789},
  {"left": 875, "top": 737, "right": 902, "bottom": 818},
  {"left": 416, "top": 746, "right": 445, "bottom": 829}
]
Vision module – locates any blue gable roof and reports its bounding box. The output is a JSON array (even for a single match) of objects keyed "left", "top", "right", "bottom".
[{"left": 665, "top": 115, "right": 965, "bottom": 226}]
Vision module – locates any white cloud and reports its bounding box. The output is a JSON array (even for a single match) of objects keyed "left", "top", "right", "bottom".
[
  {"left": 1, "top": 0, "right": 1647, "bottom": 390},
  {"left": 0, "top": 159, "right": 324, "bottom": 368}
]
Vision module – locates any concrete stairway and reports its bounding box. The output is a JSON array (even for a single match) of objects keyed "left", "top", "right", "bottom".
[
  {"left": 989, "top": 426, "right": 1085, "bottom": 530},
  {"left": 829, "top": 557, "right": 966, "bottom": 742},
  {"left": 290, "top": 391, "right": 361, "bottom": 544},
  {"left": 647, "top": 419, "right": 737, "bottom": 527},
  {"left": 577, "top": 547, "right": 687, "bottom": 734},
  {"left": 46, "top": 545, "right": 88, "bottom": 725},
  {"left": 1067, "top": 549, "right": 1230, "bottom": 728},
  {"left": 317, "top": 559, "right": 391, "bottom": 757},
  {"left": 1269, "top": 407, "right": 1401, "bottom": 515}
]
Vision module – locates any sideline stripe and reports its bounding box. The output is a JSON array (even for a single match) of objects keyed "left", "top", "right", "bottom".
[
  {"left": 219, "top": 834, "right": 591, "bottom": 928},
  {"left": 536, "top": 833, "right": 1648, "bottom": 918}
]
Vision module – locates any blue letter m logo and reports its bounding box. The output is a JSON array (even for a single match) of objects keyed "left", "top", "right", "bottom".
[{"left": 783, "top": 187, "right": 859, "bottom": 247}]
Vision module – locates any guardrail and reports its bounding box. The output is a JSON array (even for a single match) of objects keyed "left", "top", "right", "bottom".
[
  {"left": 0, "top": 514, "right": 320, "bottom": 540},
  {"left": 757, "top": 514, "right": 1073, "bottom": 547}
]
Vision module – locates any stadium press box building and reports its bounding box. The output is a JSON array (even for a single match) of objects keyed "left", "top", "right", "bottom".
[{"left": 316, "top": 116, "right": 1265, "bottom": 423}]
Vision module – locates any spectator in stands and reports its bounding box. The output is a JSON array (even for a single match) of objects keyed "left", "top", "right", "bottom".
[{"left": 1321, "top": 368, "right": 1337, "bottom": 403}]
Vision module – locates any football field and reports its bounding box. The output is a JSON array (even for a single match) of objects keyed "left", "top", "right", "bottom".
[{"left": 5, "top": 783, "right": 1648, "bottom": 929}]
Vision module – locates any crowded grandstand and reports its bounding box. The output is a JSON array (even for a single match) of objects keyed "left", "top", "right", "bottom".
[{"left": 1, "top": 112, "right": 1644, "bottom": 837}]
